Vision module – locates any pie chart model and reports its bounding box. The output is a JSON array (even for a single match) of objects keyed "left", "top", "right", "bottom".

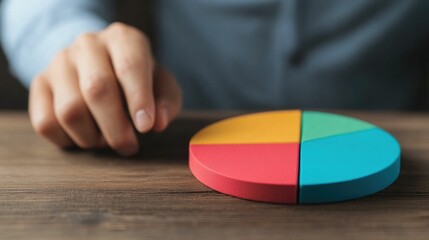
[{"left": 189, "top": 110, "right": 401, "bottom": 204}]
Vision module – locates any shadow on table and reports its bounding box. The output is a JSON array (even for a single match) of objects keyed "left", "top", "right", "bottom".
[{"left": 84, "top": 117, "right": 216, "bottom": 161}]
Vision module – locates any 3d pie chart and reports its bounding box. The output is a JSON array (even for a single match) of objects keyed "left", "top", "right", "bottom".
[{"left": 189, "top": 110, "right": 401, "bottom": 204}]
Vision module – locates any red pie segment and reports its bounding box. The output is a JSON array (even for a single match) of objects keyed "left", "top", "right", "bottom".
[{"left": 189, "top": 143, "right": 299, "bottom": 203}]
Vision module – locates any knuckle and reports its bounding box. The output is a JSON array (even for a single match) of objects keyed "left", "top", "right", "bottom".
[
  {"left": 50, "top": 49, "right": 71, "bottom": 69},
  {"left": 107, "top": 22, "right": 133, "bottom": 35},
  {"left": 107, "top": 22, "right": 151, "bottom": 46},
  {"left": 52, "top": 49, "right": 69, "bottom": 63},
  {"left": 31, "top": 73, "right": 46, "bottom": 88},
  {"left": 81, "top": 74, "right": 113, "bottom": 101},
  {"left": 135, "top": 33, "right": 152, "bottom": 53},
  {"left": 141, "top": 35, "right": 151, "bottom": 49},
  {"left": 32, "top": 115, "right": 58, "bottom": 137},
  {"left": 135, "top": 31, "right": 151, "bottom": 48},
  {"left": 115, "top": 58, "right": 140, "bottom": 77},
  {"left": 56, "top": 98, "right": 86, "bottom": 125},
  {"left": 74, "top": 32, "right": 97, "bottom": 47}
]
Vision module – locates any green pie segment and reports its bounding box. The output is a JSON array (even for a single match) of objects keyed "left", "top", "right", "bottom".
[{"left": 301, "top": 111, "right": 375, "bottom": 142}]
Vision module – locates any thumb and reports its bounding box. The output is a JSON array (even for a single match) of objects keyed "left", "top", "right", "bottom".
[{"left": 152, "top": 65, "right": 182, "bottom": 132}]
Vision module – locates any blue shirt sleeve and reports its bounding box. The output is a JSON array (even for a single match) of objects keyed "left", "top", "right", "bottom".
[{"left": 0, "top": 0, "right": 116, "bottom": 87}]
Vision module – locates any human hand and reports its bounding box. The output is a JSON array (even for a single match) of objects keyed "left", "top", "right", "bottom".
[{"left": 29, "top": 22, "right": 182, "bottom": 156}]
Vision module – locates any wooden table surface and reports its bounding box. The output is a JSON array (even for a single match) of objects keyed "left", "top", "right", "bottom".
[{"left": 0, "top": 111, "right": 428, "bottom": 240}]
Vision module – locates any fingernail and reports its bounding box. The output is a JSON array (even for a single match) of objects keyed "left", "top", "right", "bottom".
[{"left": 135, "top": 109, "right": 152, "bottom": 132}]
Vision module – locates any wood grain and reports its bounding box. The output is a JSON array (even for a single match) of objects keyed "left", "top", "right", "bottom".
[{"left": 0, "top": 110, "right": 428, "bottom": 240}]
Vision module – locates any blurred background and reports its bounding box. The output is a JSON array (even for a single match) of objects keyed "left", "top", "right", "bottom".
[
  {"left": 0, "top": 1, "right": 428, "bottom": 110},
  {"left": 0, "top": 1, "right": 153, "bottom": 110},
  {"left": 0, "top": 49, "right": 27, "bottom": 109}
]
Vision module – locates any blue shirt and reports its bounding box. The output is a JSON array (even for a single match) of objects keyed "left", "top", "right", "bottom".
[{"left": 1, "top": 0, "right": 429, "bottom": 110}]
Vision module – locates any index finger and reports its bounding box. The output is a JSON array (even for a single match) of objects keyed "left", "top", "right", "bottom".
[{"left": 101, "top": 23, "right": 156, "bottom": 133}]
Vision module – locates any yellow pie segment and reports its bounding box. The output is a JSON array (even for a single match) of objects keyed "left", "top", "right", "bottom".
[{"left": 190, "top": 110, "right": 301, "bottom": 145}]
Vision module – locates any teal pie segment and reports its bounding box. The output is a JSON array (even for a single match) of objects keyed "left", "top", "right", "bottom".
[
  {"left": 301, "top": 111, "right": 376, "bottom": 142},
  {"left": 299, "top": 128, "right": 401, "bottom": 204}
]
